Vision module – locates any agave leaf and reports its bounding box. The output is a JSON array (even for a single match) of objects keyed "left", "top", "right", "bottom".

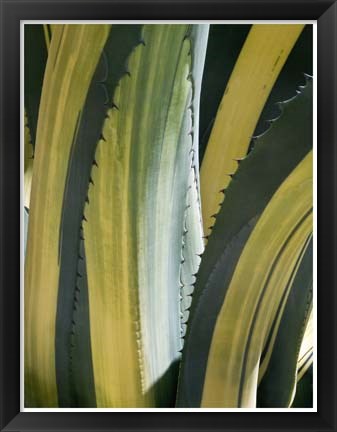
[
  {"left": 200, "top": 25, "right": 313, "bottom": 163},
  {"left": 42, "top": 24, "right": 52, "bottom": 50},
  {"left": 24, "top": 24, "right": 48, "bottom": 149},
  {"left": 257, "top": 239, "right": 313, "bottom": 407},
  {"left": 187, "top": 24, "right": 210, "bottom": 193},
  {"left": 83, "top": 24, "right": 208, "bottom": 408},
  {"left": 49, "top": 24, "right": 58, "bottom": 34},
  {"left": 180, "top": 168, "right": 204, "bottom": 337},
  {"left": 201, "top": 152, "right": 312, "bottom": 407},
  {"left": 55, "top": 24, "right": 143, "bottom": 408},
  {"left": 296, "top": 310, "right": 313, "bottom": 381},
  {"left": 200, "top": 24, "right": 304, "bottom": 237},
  {"left": 199, "top": 24, "right": 251, "bottom": 161},
  {"left": 254, "top": 25, "right": 313, "bottom": 137},
  {"left": 24, "top": 24, "right": 110, "bottom": 407},
  {"left": 178, "top": 25, "right": 209, "bottom": 336},
  {"left": 176, "top": 79, "right": 313, "bottom": 407},
  {"left": 297, "top": 348, "right": 313, "bottom": 382},
  {"left": 291, "top": 363, "right": 313, "bottom": 408}
]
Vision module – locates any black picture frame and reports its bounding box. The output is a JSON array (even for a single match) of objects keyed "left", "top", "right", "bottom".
[{"left": 1, "top": 1, "right": 336, "bottom": 431}]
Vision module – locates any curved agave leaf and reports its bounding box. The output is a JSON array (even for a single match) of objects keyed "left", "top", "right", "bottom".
[
  {"left": 254, "top": 25, "right": 313, "bottom": 137},
  {"left": 201, "top": 152, "right": 312, "bottom": 407},
  {"left": 83, "top": 24, "right": 208, "bottom": 407},
  {"left": 200, "top": 24, "right": 304, "bottom": 237},
  {"left": 257, "top": 239, "right": 313, "bottom": 407},
  {"left": 176, "top": 80, "right": 313, "bottom": 407},
  {"left": 199, "top": 24, "right": 251, "bottom": 161},
  {"left": 24, "top": 25, "right": 110, "bottom": 407},
  {"left": 199, "top": 25, "right": 312, "bottom": 162}
]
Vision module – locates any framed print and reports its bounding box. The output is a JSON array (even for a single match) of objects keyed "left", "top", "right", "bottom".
[{"left": 1, "top": 0, "right": 336, "bottom": 431}]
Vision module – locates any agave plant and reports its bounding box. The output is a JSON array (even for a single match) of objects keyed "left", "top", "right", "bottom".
[{"left": 24, "top": 23, "right": 313, "bottom": 408}]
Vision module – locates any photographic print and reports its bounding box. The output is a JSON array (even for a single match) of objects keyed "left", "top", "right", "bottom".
[{"left": 23, "top": 22, "right": 314, "bottom": 409}]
